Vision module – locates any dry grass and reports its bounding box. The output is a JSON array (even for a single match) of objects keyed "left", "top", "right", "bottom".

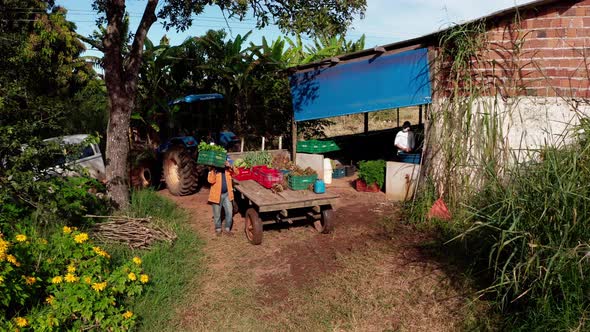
[
  {"left": 324, "top": 107, "right": 420, "bottom": 137},
  {"left": 157, "top": 188, "right": 487, "bottom": 332}
]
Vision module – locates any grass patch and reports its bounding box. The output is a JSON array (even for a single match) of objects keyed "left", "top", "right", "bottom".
[{"left": 106, "top": 190, "right": 204, "bottom": 331}]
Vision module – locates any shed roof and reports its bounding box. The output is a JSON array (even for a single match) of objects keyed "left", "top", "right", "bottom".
[{"left": 290, "top": 0, "right": 576, "bottom": 72}]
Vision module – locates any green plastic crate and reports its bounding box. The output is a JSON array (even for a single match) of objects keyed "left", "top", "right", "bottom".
[
  {"left": 297, "top": 140, "right": 340, "bottom": 154},
  {"left": 288, "top": 174, "right": 318, "bottom": 190},
  {"left": 197, "top": 150, "right": 226, "bottom": 168}
]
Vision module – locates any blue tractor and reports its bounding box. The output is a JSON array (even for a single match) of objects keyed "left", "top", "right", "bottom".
[{"left": 157, "top": 93, "right": 239, "bottom": 196}]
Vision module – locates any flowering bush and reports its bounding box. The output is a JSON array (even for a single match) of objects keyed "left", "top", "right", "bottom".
[{"left": 0, "top": 227, "right": 149, "bottom": 330}]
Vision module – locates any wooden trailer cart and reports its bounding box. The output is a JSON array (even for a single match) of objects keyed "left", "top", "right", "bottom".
[{"left": 233, "top": 179, "right": 339, "bottom": 245}]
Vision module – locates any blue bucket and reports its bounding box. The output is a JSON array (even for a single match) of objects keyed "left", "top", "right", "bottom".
[{"left": 314, "top": 179, "right": 326, "bottom": 194}]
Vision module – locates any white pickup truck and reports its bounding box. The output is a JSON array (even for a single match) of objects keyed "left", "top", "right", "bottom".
[{"left": 42, "top": 134, "right": 106, "bottom": 182}]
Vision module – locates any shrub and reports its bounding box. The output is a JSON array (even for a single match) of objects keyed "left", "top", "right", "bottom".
[
  {"left": 0, "top": 228, "right": 148, "bottom": 331},
  {"left": 358, "top": 160, "right": 386, "bottom": 188}
]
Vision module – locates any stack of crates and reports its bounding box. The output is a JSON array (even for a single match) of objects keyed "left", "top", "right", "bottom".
[{"left": 296, "top": 140, "right": 340, "bottom": 154}]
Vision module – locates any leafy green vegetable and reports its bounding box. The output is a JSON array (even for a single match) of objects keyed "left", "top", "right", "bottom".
[
  {"left": 358, "top": 160, "right": 386, "bottom": 188},
  {"left": 243, "top": 151, "right": 272, "bottom": 167},
  {"left": 198, "top": 141, "right": 227, "bottom": 153}
]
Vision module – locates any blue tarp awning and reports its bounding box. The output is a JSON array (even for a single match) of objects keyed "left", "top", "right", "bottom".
[
  {"left": 289, "top": 48, "right": 431, "bottom": 122},
  {"left": 169, "top": 93, "right": 224, "bottom": 105}
]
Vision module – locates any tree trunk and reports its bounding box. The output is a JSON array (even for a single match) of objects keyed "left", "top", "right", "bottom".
[
  {"left": 105, "top": 94, "right": 131, "bottom": 209},
  {"left": 102, "top": 0, "right": 158, "bottom": 209}
]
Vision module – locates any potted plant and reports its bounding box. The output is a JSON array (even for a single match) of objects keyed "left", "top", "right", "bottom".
[{"left": 356, "top": 160, "right": 386, "bottom": 192}]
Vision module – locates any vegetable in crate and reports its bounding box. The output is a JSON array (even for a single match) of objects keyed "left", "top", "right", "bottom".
[
  {"left": 243, "top": 151, "right": 272, "bottom": 167},
  {"left": 272, "top": 153, "right": 292, "bottom": 170},
  {"left": 234, "top": 158, "right": 248, "bottom": 168},
  {"left": 198, "top": 141, "right": 227, "bottom": 153},
  {"left": 358, "top": 160, "right": 386, "bottom": 188}
]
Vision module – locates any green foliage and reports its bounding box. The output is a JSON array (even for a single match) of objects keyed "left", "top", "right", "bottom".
[
  {"left": 357, "top": 160, "right": 386, "bottom": 188},
  {"left": 119, "top": 190, "right": 204, "bottom": 331},
  {"left": 0, "top": 229, "right": 148, "bottom": 331}
]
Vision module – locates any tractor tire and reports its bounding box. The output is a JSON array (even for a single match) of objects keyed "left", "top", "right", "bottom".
[
  {"left": 163, "top": 147, "right": 199, "bottom": 196},
  {"left": 130, "top": 160, "right": 160, "bottom": 190}
]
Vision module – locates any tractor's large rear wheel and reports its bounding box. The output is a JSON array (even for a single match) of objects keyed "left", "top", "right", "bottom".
[{"left": 163, "top": 147, "right": 199, "bottom": 196}]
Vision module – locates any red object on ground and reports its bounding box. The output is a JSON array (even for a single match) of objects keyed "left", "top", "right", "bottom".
[
  {"left": 233, "top": 167, "right": 252, "bottom": 181},
  {"left": 252, "top": 165, "right": 283, "bottom": 189},
  {"left": 355, "top": 179, "right": 381, "bottom": 192},
  {"left": 427, "top": 198, "right": 452, "bottom": 221}
]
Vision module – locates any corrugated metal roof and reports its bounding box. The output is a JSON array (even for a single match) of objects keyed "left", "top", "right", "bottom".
[{"left": 290, "top": 0, "right": 576, "bottom": 72}]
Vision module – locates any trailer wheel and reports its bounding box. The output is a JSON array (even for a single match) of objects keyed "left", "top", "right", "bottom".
[
  {"left": 314, "top": 207, "right": 334, "bottom": 234},
  {"left": 245, "top": 208, "right": 263, "bottom": 245},
  {"left": 130, "top": 160, "right": 160, "bottom": 189},
  {"left": 163, "top": 147, "right": 198, "bottom": 196}
]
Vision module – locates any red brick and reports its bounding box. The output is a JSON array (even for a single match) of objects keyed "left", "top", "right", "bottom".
[
  {"left": 563, "top": 8, "right": 578, "bottom": 17},
  {"left": 532, "top": 19, "right": 551, "bottom": 29}
]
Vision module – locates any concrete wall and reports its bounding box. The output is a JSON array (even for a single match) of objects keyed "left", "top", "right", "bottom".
[{"left": 386, "top": 162, "right": 421, "bottom": 201}]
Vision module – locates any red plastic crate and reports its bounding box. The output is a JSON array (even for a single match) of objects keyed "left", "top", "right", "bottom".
[
  {"left": 233, "top": 167, "right": 252, "bottom": 181},
  {"left": 252, "top": 166, "right": 283, "bottom": 188}
]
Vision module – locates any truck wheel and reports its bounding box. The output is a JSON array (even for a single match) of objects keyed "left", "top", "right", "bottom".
[
  {"left": 313, "top": 207, "right": 334, "bottom": 234},
  {"left": 245, "top": 208, "right": 263, "bottom": 245},
  {"left": 163, "top": 147, "right": 198, "bottom": 196}
]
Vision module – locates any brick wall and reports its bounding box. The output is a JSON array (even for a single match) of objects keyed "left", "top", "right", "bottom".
[{"left": 433, "top": 0, "right": 590, "bottom": 99}]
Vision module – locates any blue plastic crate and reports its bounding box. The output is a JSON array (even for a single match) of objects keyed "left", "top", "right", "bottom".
[{"left": 396, "top": 152, "right": 421, "bottom": 164}]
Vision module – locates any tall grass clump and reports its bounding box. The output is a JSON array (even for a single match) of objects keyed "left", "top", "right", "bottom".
[
  {"left": 457, "top": 120, "right": 590, "bottom": 330},
  {"left": 108, "top": 190, "right": 204, "bottom": 331}
]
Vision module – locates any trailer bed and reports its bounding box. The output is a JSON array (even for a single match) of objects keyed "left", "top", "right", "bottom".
[{"left": 233, "top": 179, "right": 339, "bottom": 212}]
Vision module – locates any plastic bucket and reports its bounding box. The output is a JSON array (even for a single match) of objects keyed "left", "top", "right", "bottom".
[
  {"left": 314, "top": 179, "right": 326, "bottom": 194},
  {"left": 323, "top": 158, "right": 332, "bottom": 184}
]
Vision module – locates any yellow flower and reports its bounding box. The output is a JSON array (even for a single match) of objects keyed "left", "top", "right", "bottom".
[
  {"left": 51, "top": 276, "right": 63, "bottom": 284},
  {"left": 93, "top": 246, "right": 110, "bottom": 258},
  {"left": 0, "top": 275, "right": 4, "bottom": 285},
  {"left": 14, "top": 317, "right": 28, "bottom": 327},
  {"left": 63, "top": 226, "right": 72, "bottom": 234},
  {"left": 24, "top": 276, "right": 36, "bottom": 285},
  {"left": 67, "top": 265, "right": 76, "bottom": 273},
  {"left": 6, "top": 254, "right": 20, "bottom": 267},
  {"left": 92, "top": 281, "right": 107, "bottom": 292},
  {"left": 132, "top": 256, "right": 142, "bottom": 265},
  {"left": 140, "top": 274, "right": 149, "bottom": 284},
  {"left": 64, "top": 273, "right": 78, "bottom": 283},
  {"left": 128, "top": 272, "right": 137, "bottom": 281},
  {"left": 122, "top": 311, "right": 133, "bottom": 319},
  {"left": 0, "top": 238, "right": 8, "bottom": 261},
  {"left": 83, "top": 276, "right": 92, "bottom": 284},
  {"left": 15, "top": 234, "right": 27, "bottom": 242},
  {"left": 39, "top": 238, "right": 48, "bottom": 245},
  {"left": 45, "top": 295, "right": 55, "bottom": 305},
  {"left": 74, "top": 233, "right": 89, "bottom": 244}
]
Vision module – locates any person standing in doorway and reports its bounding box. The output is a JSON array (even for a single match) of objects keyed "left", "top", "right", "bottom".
[
  {"left": 208, "top": 160, "right": 235, "bottom": 236},
  {"left": 394, "top": 121, "right": 415, "bottom": 154}
]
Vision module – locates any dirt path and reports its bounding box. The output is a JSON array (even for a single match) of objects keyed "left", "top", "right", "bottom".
[{"left": 160, "top": 177, "right": 474, "bottom": 331}]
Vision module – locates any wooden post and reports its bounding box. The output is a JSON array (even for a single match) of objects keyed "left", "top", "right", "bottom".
[
  {"left": 240, "top": 138, "right": 244, "bottom": 153},
  {"left": 278, "top": 136, "right": 282, "bottom": 150},
  {"left": 291, "top": 117, "right": 297, "bottom": 162},
  {"left": 262, "top": 137, "right": 265, "bottom": 151},
  {"left": 419, "top": 105, "right": 423, "bottom": 125},
  {"left": 397, "top": 108, "right": 400, "bottom": 127},
  {"left": 364, "top": 112, "right": 369, "bottom": 134}
]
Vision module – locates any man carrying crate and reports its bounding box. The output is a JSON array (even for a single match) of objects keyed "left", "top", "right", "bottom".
[{"left": 208, "top": 159, "right": 236, "bottom": 236}]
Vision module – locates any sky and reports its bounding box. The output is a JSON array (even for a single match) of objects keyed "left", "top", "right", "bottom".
[{"left": 55, "top": 0, "right": 533, "bottom": 57}]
